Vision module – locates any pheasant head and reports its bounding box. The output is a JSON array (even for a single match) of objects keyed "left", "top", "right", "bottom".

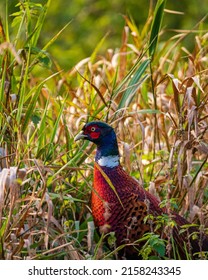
[{"left": 75, "top": 121, "right": 120, "bottom": 168}]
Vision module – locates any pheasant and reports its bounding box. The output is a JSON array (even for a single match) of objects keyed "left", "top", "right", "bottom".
[{"left": 75, "top": 121, "right": 208, "bottom": 259}]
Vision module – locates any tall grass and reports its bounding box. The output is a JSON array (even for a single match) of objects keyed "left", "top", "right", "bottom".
[{"left": 0, "top": 0, "right": 207, "bottom": 259}]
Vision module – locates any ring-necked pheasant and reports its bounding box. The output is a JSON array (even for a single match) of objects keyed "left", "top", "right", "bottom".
[{"left": 75, "top": 121, "right": 208, "bottom": 259}]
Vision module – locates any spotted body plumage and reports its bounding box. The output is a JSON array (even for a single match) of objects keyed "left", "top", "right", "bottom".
[{"left": 75, "top": 121, "right": 208, "bottom": 259}]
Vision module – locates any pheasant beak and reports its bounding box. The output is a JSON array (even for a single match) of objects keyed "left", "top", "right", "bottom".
[{"left": 74, "top": 131, "right": 87, "bottom": 141}]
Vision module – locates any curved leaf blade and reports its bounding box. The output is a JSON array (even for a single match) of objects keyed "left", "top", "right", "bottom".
[{"left": 117, "top": 58, "right": 150, "bottom": 110}]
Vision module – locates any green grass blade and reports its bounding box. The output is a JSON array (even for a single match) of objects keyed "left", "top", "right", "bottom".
[
  {"left": 90, "top": 33, "right": 108, "bottom": 63},
  {"left": 16, "top": 47, "right": 31, "bottom": 124},
  {"left": 51, "top": 141, "right": 90, "bottom": 179},
  {"left": 0, "top": 59, "right": 7, "bottom": 129},
  {"left": 31, "top": 0, "right": 51, "bottom": 47},
  {"left": 112, "top": 57, "right": 145, "bottom": 99},
  {"left": 22, "top": 71, "right": 60, "bottom": 133},
  {"left": 149, "top": 0, "right": 166, "bottom": 58},
  {"left": 36, "top": 98, "right": 49, "bottom": 155},
  {"left": 117, "top": 59, "right": 150, "bottom": 110},
  {"left": 42, "top": 21, "right": 72, "bottom": 52},
  {"left": 45, "top": 98, "right": 66, "bottom": 162},
  {"left": 5, "top": 0, "right": 10, "bottom": 42}
]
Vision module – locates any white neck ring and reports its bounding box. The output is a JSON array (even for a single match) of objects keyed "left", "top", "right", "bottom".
[{"left": 97, "top": 155, "right": 120, "bottom": 168}]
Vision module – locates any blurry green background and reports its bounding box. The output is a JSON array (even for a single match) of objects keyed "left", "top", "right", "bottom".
[{"left": 1, "top": 0, "right": 208, "bottom": 69}]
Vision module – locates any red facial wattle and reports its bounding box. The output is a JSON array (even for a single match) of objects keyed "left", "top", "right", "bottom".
[{"left": 90, "top": 131, "right": 100, "bottom": 139}]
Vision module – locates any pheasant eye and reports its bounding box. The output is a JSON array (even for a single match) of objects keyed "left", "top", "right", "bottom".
[{"left": 91, "top": 127, "right": 96, "bottom": 132}]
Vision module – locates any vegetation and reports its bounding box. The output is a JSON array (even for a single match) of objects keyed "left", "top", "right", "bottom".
[
  {"left": 1, "top": 0, "right": 208, "bottom": 68},
  {"left": 0, "top": 0, "right": 207, "bottom": 259}
]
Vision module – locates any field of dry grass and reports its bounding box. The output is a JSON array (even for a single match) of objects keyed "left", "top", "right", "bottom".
[{"left": 0, "top": 1, "right": 207, "bottom": 259}]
